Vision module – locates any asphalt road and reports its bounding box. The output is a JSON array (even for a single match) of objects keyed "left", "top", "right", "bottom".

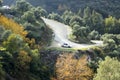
[{"left": 42, "top": 17, "right": 103, "bottom": 49}]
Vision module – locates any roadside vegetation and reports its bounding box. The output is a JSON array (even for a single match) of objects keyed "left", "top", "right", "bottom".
[{"left": 0, "top": 0, "right": 120, "bottom": 80}]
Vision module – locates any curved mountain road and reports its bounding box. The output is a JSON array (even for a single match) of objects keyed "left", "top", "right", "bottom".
[{"left": 42, "top": 17, "right": 103, "bottom": 49}]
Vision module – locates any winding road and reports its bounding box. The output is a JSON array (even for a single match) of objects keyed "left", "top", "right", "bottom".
[{"left": 42, "top": 17, "right": 103, "bottom": 49}]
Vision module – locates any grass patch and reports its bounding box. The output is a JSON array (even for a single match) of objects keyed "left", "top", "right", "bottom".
[{"left": 45, "top": 47, "right": 76, "bottom": 52}]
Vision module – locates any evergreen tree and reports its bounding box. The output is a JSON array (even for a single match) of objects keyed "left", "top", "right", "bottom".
[
  {"left": 62, "top": 10, "right": 74, "bottom": 25},
  {"left": 69, "top": 15, "right": 83, "bottom": 27},
  {"left": 77, "top": 9, "right": 83, "bottom": 17},
  {"left": 73, "top": 26, "right": 90, "bottom": 43},
  {"left": 83, "top": 7, "right": 92, "bottom": 27},
  {"left": 22, "top": 11, "right": 36, "bottom": 23},
  {"left": 16, "top": 0, "right": 32, "bottom": 14},
  {"left": 91, "top": 10, "right": 104, "bottom": 33}
]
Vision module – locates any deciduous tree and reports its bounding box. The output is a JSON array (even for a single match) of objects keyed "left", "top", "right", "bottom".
[
  {"left": 0, "top": 15, "right": 28, "bottom": 38},
  {"left": 94, "top": 56, "right": 120, "bottom": 80},
  {"left": 56, "top": 54, "right": 93, "bottom": 80}
]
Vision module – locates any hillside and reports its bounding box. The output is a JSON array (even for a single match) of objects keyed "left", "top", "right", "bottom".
[
  {"left": 1, "top": 0, "right": 120, "bottom": 80},
  {"left": 0, "top": 1, "right": 53, "bottom": 79},
  {"left": 3, "top": 0, "right": 120, "bottom": 18}
]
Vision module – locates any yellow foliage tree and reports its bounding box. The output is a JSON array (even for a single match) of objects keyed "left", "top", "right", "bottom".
[
  {"left": 55, "top": 54, "right": 93, "bottom": 80},
  {"left": 0, "top": 15, "right": 27, "bottom": 38}
]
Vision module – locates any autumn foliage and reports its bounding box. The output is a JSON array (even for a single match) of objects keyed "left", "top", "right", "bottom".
[
  {"left": 0, "top": 15, "right": 27, "bottom": 38},
  {"left": 55, "top": 54, "right": 93, "bottom": 80}
]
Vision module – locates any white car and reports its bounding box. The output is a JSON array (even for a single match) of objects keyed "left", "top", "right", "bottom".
[{"left": 61, "top": 43, "right": 72, "bottom": 48}]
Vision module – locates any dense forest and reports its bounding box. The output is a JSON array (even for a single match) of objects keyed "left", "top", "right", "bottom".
[
  {"left": 3, "top": 0, "right": 120, "bottom": 18},
  {"left": 0, "top": 0, "right": 120, "bottom": 80}
]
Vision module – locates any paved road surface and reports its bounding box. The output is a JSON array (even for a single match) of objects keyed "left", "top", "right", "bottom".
[{"left": 42, "top": 17, "right": 103, "bottom": 49}]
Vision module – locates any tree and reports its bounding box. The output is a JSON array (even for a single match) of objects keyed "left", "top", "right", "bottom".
[
  {"left": 48, "top": 12, "right": 63, "bottom": 22},
  {"left": 101, "top": 34, "right": 116, "bottom": 41},
  {"left": 0, "top": 64, "right": 5, "bottom": 80},
  {"left": 30, "top": 50, "right": 49, "bottom": 80},
  {"left": 93, "top": 56, "right": 120, "bottom": 80},
  {"left": 103, "top": 39, "right": 117, "bottom": 51},
  {"left": 0, "top": 15, "right": 28, "bottom": 38},
  {"left": 91, "top": 10, "right": 104, "bottom": 33},
  {"left": 30, "top": 7, "right": 47, "bottom": 19},
  {"left": 3, "top": 34, "right": 24, "bottom": 54},
  {"left": 104, "top": 16, "right": 120, "bottom": 34},
  {"left": 15, "top": 0, "right": 32, "bottom": 14},
  {"left": 1, "top": 30, "right": 12, "bottom": 41},
  {"left": 62, "top": 10, "right": 74, "bottom": 25},
  {"left": 73, "top": 26, "right": 90, "bottom": 43},
  {"left": 22, "top": 11, "right": 36, "bottom": 23},
  {"left": 23, "top": 22, "right": 46, "bottom": 44},
  {"left": 0, "top": 49, "right": 14, "bottom": 78},
  {"left": 77, "top": 9, "right": 83, "bottom": 18},
  {"left": 101, "top": 34, "right": 120, "bottom": 58},
  {"left": 17, "top": 50, "right": 32, "bottom": 71},
  {"left": 0, "top": 26, "right": 5, "bottom": 41},
  {"left": 69, "top": 21, "right": 80, "bottom": 28},
  {"left": 83, "top": 7, "right": 91, "bottom": 19},
  {"left": 83, "top": 7, "right": 92, "bottom": 27},
  {"left": 69, "top": 15, "right": 83, "bottom": 27},
  {"left": 89, "top": 30, "right": 100, "bottom": 40},
  {"left": 56, "top": 54, "right": 93, "bottom": 80},
  {"left": 116, "top": 34, "right": 120, "bottom": 44}
]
